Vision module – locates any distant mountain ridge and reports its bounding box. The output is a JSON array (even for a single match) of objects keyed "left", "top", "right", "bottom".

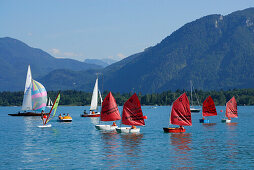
[
  {"left": 1, "top": 8, "right": 254, "bottom": 93},
  {"left": 0, "top": 37, "right": 102, "bottom": 91},
  {"left": 101, "top": 8, "right": 254, "bottom": 93},
  {"left": 84, "top": 58, "right": 116, "bottom": 68}
]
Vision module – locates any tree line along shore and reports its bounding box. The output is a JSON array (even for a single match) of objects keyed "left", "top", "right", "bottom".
[{"left": 0, "top": 89, "right": 253, "bottom": 106}]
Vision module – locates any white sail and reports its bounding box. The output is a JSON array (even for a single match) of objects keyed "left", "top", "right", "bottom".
[
  {"left": 98, "top": 90, "right": 103, "bottom": 105},
  {"left": 21, "top": 65, "right": 33, "bottom": 111},
  {"left": 47, "top": 97, "right": 53, "bottom": 108},
  {"left": 90, "top": 78, "right": 98, "bottom": 111}
]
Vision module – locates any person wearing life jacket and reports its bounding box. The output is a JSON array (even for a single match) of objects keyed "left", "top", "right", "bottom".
[
  {"left": 58, "top": 114, "right": 63, "bottom": 120},
  {"left": 41, "top": 110, "right": 47, "bottom": 125},
  {"left": 179, "top": 126, "right": 184, "bottom": 130},
  {"left": 131, "top": 125, "right": 136, "bottom": 129},
  {"left": 112, "top": 122, "right": 116, "bottom": 126},
  {"left": 92, "top": 111, "right": 95, "bottom": 114}
]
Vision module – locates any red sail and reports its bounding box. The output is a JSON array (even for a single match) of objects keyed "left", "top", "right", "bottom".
[
  {"left": 226, "top": 96, "right": 238, "bottom": 118},
  {"left": 170, "top": 93, "right": 192, "bottom": 126},
  {"left": 100, "top": 92, "right": 121, "bottom": 121},
  {"left": 121, "top": 93, "right": 145, "bottom": 126},
  {"left": 202, "top": 96, "right": 217, "bottom": 117}
]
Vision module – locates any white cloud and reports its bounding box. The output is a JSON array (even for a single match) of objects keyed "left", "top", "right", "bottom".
[
  {"left": 49, "top": 48, "right": 61, "bottom": 55},
  {"left": 48, "top": 48, "right": 81, "bottom": 59},
  {"left": 108, "top": 53, "right": 126, "bottom": 61},
  {"left": 27, "top": 32, "right": 33, "bottom": 36},
  {"left": 117, "top": 53, "right": 126, "bottom": 59}
]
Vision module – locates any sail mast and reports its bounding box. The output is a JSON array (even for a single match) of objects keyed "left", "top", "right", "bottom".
[{"left": 190, "top": 80, "right": 193, "bottom": 106}]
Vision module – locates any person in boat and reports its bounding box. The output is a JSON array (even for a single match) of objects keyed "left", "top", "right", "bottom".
[
  {"left": 84, "top": 110, "right": 87, "bottom": 114},
  {"left": 92, "top": 111, "right": 95, "bottom": 114},
  {"left": 179, "top": 126, "right": 184, "bottom": 130},
  {"left": 131, "top": 125, "right": 136, "bottom": 129},
  {"left": 67, "top": 113, "right": 70, "bottom": 116},
  {"left": 58, "top": 114, "right": 63, "bottom": 120},
  {"left": 112, "top": 122, "right": 117, "bottom": 126}
]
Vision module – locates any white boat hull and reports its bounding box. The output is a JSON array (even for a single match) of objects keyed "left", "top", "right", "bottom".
[
  {"left": 116, "top": 127, "right": 140, "bottom": 133},
  {"left": 38, "top": 124, "right": 52, "bottom": 128},
  {"left": 95, "top": 125, "right": 118, "bottom": 131},
  {"left": 222, "top": 119, "right": 231, "bottom": 123}
]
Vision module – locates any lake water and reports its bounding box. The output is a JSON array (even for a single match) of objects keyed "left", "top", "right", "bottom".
[{"left": 1, "top": 106, "right": 254, "bottom": 169}]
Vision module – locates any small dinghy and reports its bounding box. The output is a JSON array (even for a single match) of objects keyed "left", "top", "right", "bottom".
[
  {"left": 222, "top": 96, "right": 237, "bottom": 123},
  {"left": 58, "top": 114, "right": 72, "bottom": 122},
  {"left": 199, "top": 96, "right": 217, "bottom": 123},
  {"left": 81, "top": 76, "right": 103, "bottom": 118},
  {"left": 116, "top": 93, "right": 147, "bottom": 133},
  {"left": 163, "top": 93, "right": 192, "bottom": 133},
  {"left": 95, "top": 92, "right": 121, "bottom": 131}
]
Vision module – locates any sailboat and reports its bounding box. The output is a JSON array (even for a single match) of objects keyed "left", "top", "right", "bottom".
[
  {"left": 222, "top": 96, "right": 237, "bottom": 123},
  {"left": 95, "top": 92, "right": 121, "bottom": 130},
  {"left": 163, "top": 93, "right": 192, "bottom": 133},
  {"left": 199, "top": 96, "right": 217, "bottom": 123},
  {"left": 47, "top": 97, "right": 53, "bottom": 108},
  {"left": 38, "top": 92, "right": 61, "bottom": 128},
  {"left": 9, "top": 65, "right": 48, "bottom": 116},
  {"left": 190, "top": 81, "right": 201, "bottom": 113},
  {"left": 116, "top": 93, "right": 147, "bottom": 133},
  {"left": 81, "top": 77, "right": 103, "bottom": 117}
]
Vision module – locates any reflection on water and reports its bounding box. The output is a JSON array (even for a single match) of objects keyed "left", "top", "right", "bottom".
[
  {"left": 120, "top": 133, "right": 144, "bottom": 168},
  {"left": 170, "top": 133, "right": 192, "bottom": 169},
  {"left": 100, "top": 132, "right": 121, "bottom": 169},
  {"left": 22, "top": 117, "right": 40, "bottom": 165},
  {"left": 203, "top": 123, "right": 216, "bottom": 127},
  {"left": 89, "top": 117, "right": 100, "bottom": 125}
]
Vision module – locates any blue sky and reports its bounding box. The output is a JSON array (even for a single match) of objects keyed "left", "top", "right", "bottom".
[{"left": 1, "top": 0, "right": 254, "bottom": 61}]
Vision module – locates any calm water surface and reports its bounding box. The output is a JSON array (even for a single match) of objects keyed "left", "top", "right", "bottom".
[{"left": 1, "top": 106, "right": 254, "bottom": 169}]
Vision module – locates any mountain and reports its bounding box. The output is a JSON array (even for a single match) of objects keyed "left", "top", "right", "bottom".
[
  {"left": 101, "top": 8, "right": 254, "bottom": 93},
  {"left": 2, "top": 8, "right": 254, "bottom": 93},
  {"left": 84, "top": 58, "right": 117, "bottom": 68},
  {"left": 0, "top": 37, "right": 102, "bottom": 91}
]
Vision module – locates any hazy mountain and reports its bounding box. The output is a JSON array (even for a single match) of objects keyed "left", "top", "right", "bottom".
[
  {"left": 84, "top": 58, "right": 117, "bottom": 68},
  {"left": 0, "top": 37, "right": 102, "bottom": 91}
]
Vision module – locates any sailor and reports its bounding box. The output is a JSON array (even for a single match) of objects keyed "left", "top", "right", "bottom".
[
  {"left": 131, "top": 125, "right": 136, "bottom": 129},
  {"left": 112, "top": 122, "right": 117, "bottom": 126},
  {"left": 41, "top": 110, "right": 47, "bottom": 124},
  {"left": 58, "top": 114, "right": 63, "bottom": 120}
]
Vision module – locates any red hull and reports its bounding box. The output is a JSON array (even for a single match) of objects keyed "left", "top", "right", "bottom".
[
  {"left": 163, "top": 127, "right": 186, "bottom": 133},
  {"left": 81, "top": 114, "right": 100, "bottom": 117}
]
